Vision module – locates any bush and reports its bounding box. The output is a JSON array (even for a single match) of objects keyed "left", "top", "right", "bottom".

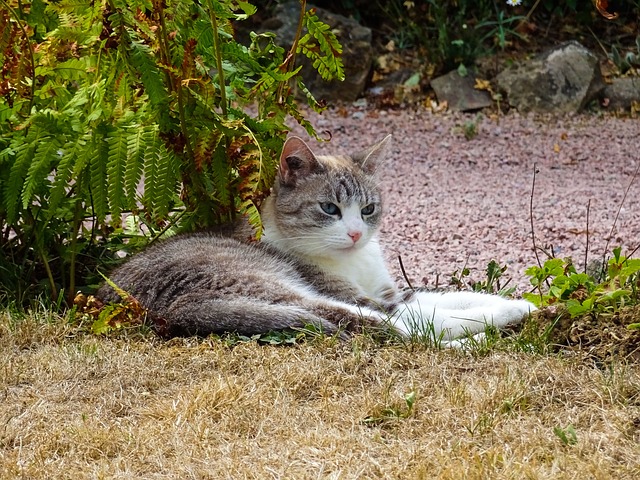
[{"left": 0, "top": 0, "right": 343, "bottom": 306}]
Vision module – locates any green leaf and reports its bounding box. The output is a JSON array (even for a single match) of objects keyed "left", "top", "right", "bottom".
[
  {"left": 48, "top": 137, "right": 87, "bottom": 217},
  {"left": 107, "top": 128, "right": 129, "bottom": 220},
  {"left": 22, "top": 137, "right": 60, "bottom": 210},
  {"left": 89, "top": 129, "right": 110, "bottom": 223},
  {"left": 124, "top": 126, "right": 148, "bottom": 210},
  {"left": 298, "top": 12, "right": 345, "bottom": 82},
  {"left": 129, "top": 40, "right": 169, "bottom": 109},
  {"left": 5, "top": 133, "right": 39, "bottom": 223}
]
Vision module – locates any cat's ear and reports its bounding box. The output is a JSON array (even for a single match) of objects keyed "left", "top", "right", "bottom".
[
  {"left": 352, "top": 135, "right": 392, "bottom": 174},
  {"left": 279, "top": 136, "right": 323, "bottom": 186}
]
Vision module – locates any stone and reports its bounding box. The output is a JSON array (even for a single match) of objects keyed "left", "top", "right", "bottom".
[
  {"left": 430, "top": 70, "right": 492, "bottom": 111},
  {"left": 602, "top": 77, "right": 640, "bottom": 110},
  {"left": 496, "top": 41, "right": 605, "bottom": 114},
  {"left": 267, "top": 2, "right": 373, "bottom": 102}
]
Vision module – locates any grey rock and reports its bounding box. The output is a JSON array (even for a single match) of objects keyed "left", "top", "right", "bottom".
[
  {"left": 430, "top": 70, "right": 492, "bottom": 111},
  {"left": 603, "top": 77, "right": 640, "bottom": 110},
  {"left": 496, "top": 41, "right": 605, "bottom": 114},
  {"left": 268, "top": 2, "right": 373, "bottom": 102}
]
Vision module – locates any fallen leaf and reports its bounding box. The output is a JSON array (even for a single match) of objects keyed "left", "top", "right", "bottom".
[
  {"left": 595, "top": 0, "right": 619, "bottom": 19},
  {"left": 474, "top": 78, "right": 492, "bottom": 91},
  {"left": 554, "top": 143, "right": 560, "bottom": 153}
]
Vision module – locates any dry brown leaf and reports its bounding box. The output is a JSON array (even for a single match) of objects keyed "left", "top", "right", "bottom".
[
  {"left": 595, "top": 0, "right": 619, "bottom": 20},
  {"left": 474, "top": 78, "right": 492, "bottom": 92}
]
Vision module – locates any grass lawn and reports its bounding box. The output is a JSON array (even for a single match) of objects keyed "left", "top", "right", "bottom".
[{"left": 1, "top": 309, "right": 639, "bottom": 479}]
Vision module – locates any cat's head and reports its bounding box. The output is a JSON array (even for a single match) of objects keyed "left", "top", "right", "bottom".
[{"left": 261, "top": 135, "right": 391, "bottom": 259}]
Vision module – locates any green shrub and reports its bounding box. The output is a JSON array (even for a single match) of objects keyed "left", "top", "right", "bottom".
[{"left": 0, "top": 0, "right": 343, "bottom": 306}]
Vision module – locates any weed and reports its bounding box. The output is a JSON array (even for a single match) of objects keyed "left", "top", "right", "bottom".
[
  {"left": 610, "top": 35, "right": 640, "bottom": 74},
  {"left": 362, "top": 390, "right": 417, "bottom": 426},
  {"left": 450, "top": 259, "right": 516, "bottom": 296},
  {"left": 524, "top": 247, "right": 640, "bottom": 318},
  {"left": 553, "top": 424, "right": 578, "bottom": 446}
]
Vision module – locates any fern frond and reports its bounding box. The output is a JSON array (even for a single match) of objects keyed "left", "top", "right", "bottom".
[
  {"left": 194, "top": 128, "right": 223, "bottom": 171},
  {"left": 298, "top": 13, "right": 345, "bottom": 82},
  {"left": 129, "top": 40, "right": 169, "bottom": 108},
  {"left": 210, "top": 140, "right": 231, "bottom": 207},
  {"left": 4, "top": 131, "right": 40, "bottom": 224},
  {"left": 48, "top": 136, "right": 88, "bottom": 218},
  {"left": 21, "top": 137, "right": 60, "bottom": 210},
  {"left": 239, "top": 198, "right": 262, "bottom": 238},
  {"left": 107, "top": 128, "right": 128, "bottom": 220},
  {"left": 89, "top": 129, "right": 110, "bottom": 223},
  {"left": 142, "top": 126, "right": 159, "bottom": 216},
  {"left": 124, "top": 126, "right": 147, "bottom": 211},
  {"left": 152, "top": 147, "right": 180, "bottom": 220}
]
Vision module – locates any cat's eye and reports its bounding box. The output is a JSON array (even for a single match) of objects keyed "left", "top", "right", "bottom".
[
  {"left": 361, "top": 204, "right": 375, "bottom": 216},
  {"left": 320, "top": 202, "right": 340, "bottom": 215}
]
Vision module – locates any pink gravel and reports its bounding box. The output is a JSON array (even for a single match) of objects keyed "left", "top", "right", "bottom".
[{"left": 290, "top": 107, "right": 640, "bottom": 293}]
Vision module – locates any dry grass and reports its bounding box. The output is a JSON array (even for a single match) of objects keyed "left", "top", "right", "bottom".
[{"left": 1, "top": 309, "right": 639, "bottom": 479}]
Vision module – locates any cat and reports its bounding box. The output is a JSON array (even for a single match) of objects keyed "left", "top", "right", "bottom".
[{"left": 96, "top": 135, "right": 536, "bottom": 345}]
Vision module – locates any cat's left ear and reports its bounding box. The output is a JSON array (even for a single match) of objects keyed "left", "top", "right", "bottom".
[
  {"left": 352, "top": 135, "right": 392, "bottom": 174},
  {"left": 278, "top": 136, "right": 324, "bottom": 186}
]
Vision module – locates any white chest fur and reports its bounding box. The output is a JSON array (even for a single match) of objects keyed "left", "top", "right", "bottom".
[{"left": 293, "top": 236, "right": 395, "bottom": 302}]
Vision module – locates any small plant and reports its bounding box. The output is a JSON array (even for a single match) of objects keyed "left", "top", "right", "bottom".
[
  {"left": 450, "top": 259, "right": 515, "bottom": 296},
  {"left": 554, "top": 424, "right": 578, "bottom": 446},
  {"left": 524, "top": 248, "right": 640, "bottom": 318},
  {"left": 461, "top": 114, "right": 481, "bottom": 140},
  {"left": 362, "top": 390, "right": 416, "bottom": 426},
  {"left": 610, "top": 35, "right": 640, "bottom": 74}
]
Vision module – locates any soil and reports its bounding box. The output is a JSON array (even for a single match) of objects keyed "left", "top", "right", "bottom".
[{"left": 289, "top": 105, "right": 640, "bottom": 361}]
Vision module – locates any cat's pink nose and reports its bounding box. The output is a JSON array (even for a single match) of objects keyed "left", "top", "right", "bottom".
[{"left": 348, "top": 231, "right": 362, "bottom": 243}]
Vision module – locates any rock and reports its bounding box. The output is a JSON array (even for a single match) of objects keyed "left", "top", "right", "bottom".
[
  {"left": 602, "top": 77, "right": 640, "bottom": 110},
  {"left": 496, "top": 41, "right": 605, "bottom": 114},
  {"left": 268, "top": 2, "right": 373, "bottom": 102},
  {"left": 430, "top": 70, "right": 492, "bottom": 111}
]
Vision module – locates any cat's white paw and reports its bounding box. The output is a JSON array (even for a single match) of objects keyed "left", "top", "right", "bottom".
[{"left": 493, "top": 298, "right": 537, "bottom": 328}]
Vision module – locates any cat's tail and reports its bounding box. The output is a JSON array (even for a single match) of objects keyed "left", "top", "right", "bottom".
[{"left": 156, "top": 295, "right": 350, "bottom": 339}]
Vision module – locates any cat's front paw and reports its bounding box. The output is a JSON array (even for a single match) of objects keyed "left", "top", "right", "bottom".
[{"left": 496, "top": 298, "right": 537, "bottom": 327}]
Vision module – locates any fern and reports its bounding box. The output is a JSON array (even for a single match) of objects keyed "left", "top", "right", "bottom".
[
  {"left": 4, "top": 130, "right": 40, "bottom": 224},
  {"left": 48, "top": 136, "right": 88, "bottom": 218},
  {"left": 21, "top": 137, "right": 60, "bottom": 210},
  {"left": 210, "top": 139, "right": 231, "bottom": 209},
  {"left": 89, "top": 129, "right": 110, "bottom": 223},
  {"left": 1, "top": 0, "right": 339, "bottom": 305},
  {"left": 124, "top": 127, "right": 148, "bottom": 211},
  {"left": 129, "top": 40, "right": 170, "bottom": 110},
  {"left": 298, "top": 12, "right": 345, "bottom": 82},
  {"left": 107, "top": 128, "right": 129, "bottom": 220}
]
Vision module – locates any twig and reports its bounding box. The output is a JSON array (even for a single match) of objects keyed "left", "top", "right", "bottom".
[
  {"left": 207, "top": 0, "right": 228, "bottom": 117},
  {"left": 584, "top": 199, "right": 590, "bottom": 275},
  {"left": 529, "top": 163, "right": 543, "bottom": 269},
  {"left": 627, "top": 242, "right": 640, "bottom": 259},
  {"left": 517, "top": 0, "right": 542, "bottom": 32},
  {"left": 587, "top": 26, "right": 610, "bottom": 57},
  {"left": 600, "top": 160, "right": 640, "bottom": 278},
  {"left": 397, "top": 255, "right": 415, "bottom": 291}
]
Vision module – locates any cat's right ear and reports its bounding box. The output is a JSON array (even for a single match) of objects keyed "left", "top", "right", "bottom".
[{"left": 279, "top": 136, "right": 322, "bottom": 186}]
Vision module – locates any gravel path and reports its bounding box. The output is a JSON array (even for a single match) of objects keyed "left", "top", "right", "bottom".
[{"left": 291, "top": 107, "right": 640, "bottom": 293}]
